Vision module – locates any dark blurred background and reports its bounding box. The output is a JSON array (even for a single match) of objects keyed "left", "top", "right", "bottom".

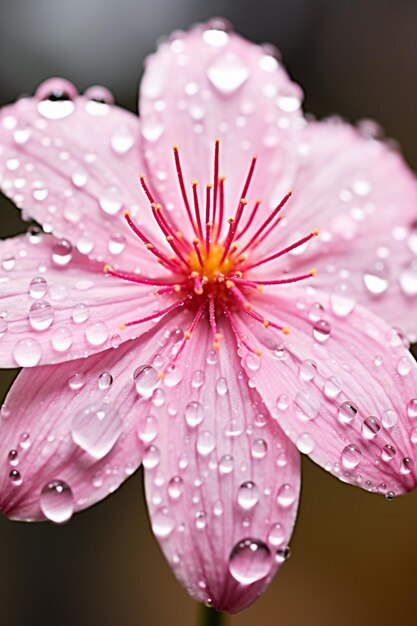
[{"left": 1, "top": 1, "right": 417, "bottom": 625}]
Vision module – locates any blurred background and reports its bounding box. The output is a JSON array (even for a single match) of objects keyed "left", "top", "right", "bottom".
[{"left": 1, "top": 0, "right": 417, "bottom": 624}]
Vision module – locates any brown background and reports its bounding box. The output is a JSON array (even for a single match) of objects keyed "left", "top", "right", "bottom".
[{"left": 1, "top": 1, "right": 417, "bottom": 625}]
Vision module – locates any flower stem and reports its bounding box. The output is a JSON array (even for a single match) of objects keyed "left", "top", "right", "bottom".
[{"left": 198, "top": 604, "right": 224, "bottom": 626}]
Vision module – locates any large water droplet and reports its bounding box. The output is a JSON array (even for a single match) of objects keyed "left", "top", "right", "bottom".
[
  {"left": 363, "top": 261, "right": 389, "bottom": 295},
  {"left": 85, "top": 321, "right": 109, "bottom": 346},
  {"left": 277, "top": 483, "right": 297, "bottom": 507},
  {"left": 407, "top": 399, "right": 417, "bottom": 419},
  {"left": 228, "top": 538, "right": 272, "bottom": 584},
  {"left": 143, "top": 445, "right": 161, "bottom": 469},
  {"left": 13, "top": 338, "right": 42, "bottom": 366},
  {"left": 219, "top": 454, "right": 234, "bottom": 475},
  {"left": 296, "top": 433, "right": 315, "bottom": 454},
  {"left": 51, "top": 327, "right": 73, "bottom": 352},
  {"left": 341, "top": 444, "right": 362, "bottom": 469},
  {"left": 134, "top": 365, "right": 159, "bottom": 398},
  {"left": 207, "top": 53, "right": 250, "bottom": 95},
  {"left": 399, "top": 260, "right": 417, "bottom": 296},
  {"left": 29, "top": 300, "right": 54, "bottom": 331},
  {"left": 52, "top": 239, "right": 73, "bottom": 266},
  {"left": 184, "top": 401, "right": 204, "bottom": 427},
  {"left": 338, "top": 401, "right": 358, "bottom": 425},
  {"left": 29, "top": 276, "right": 48, "bottom": 299},
  {"left": 237, "top": 481, "right": 260, "bottom": 510},
  {"left": 152, "top": 507, "right": 174, "bottom": 539},
  {"left": 168, "top": 475, "right": 184, "bottom": 499},
  {"left": 40, "top": 480, "right": 74, "bottom": 523},
  {"left": 313, "top": 319, "right": 331, "bottom": 343},
  {"left": 299, "top": 360, "right": 317, "bottom": 382},
  {"left": 110, "top": 126, "right": 135, "bottom": 154},
  {"left": 196, "top": 431, "right": 215, "bottom": 456},
  {"left": 99, "top": 187, "right": 123, "bottom": 215},
  {"left": 71, "top": 403, "right": 123, "bottom": 459},
  {"left": 362, "top": 416, "right": 381, "bottom": 440},
  {"left": 330, "top": 283, "right": 356, "bottom": 317}
]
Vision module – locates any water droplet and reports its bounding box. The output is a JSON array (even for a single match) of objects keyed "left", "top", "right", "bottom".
[
  {"left": 184, "top": 401, "right": 204, "bottom": 427},
  {"left": 71, "top": 303, "right": 90, "bottom": 324},
  {"left": 141, "top": 115, "right": 164, "bottom": 142},
  {"left": 275, "top": 546, "right": 292, "bottom": 563},
  {"left": 29, "top": 300, "right": 54, "bottom": 331},
  {"left": 68, "top": 372, "right": 85, "bottom": 390},
  {"left": 38, "top": 99, "right": 75, "bottom": 119},
  {"left": 29, "top": 276, "right": 48, "bottom": 299},
  {"left": 228, "top": 538, "right": 272, "bottom": 584},
  {"left": 216, "top": 377, "right": 228, "bottom": 395},
  {"left": 237, "top": 481, "right": 260, "bottom": 510},
  {"left": 330, "top": 283, "right": 356, "bottom": 317},
  {"left": 381, "top": 444, "right": 396, "bottom": 462},
  {"left": 143, "top": 445, "right": 161, "bottom": 469},
  {"left": 245, "top": 353, "right": 261, "bottom": 371},
  {"left": 51, "top": 238, "right": 73, "bottom": 266},
  {"left": 207, "top": 53, "right": 250, "bottom": 95},
  {"left": 98, "top": 371, "right": 113, "bottom": 390},
  {"left": 191, "top": 370, "right": 205, "bottom": 389},
  {"left": 268, "top": 523, "right": 285, "bottom": 547},
  {"left": 196, "top": 431, "right": 215, "bottom": 456},
  {"left": 9, "top": 469, "right": 22, "bottom": 485},
  {"left": 399, "top": 260, "right": 417, "bottom": 296},
  {"left": 13, "top": 338, "right": 42, "bottom": 366},
  {"left": 362, "top": 416, "right": 381, "bottom": 439},
  {"left": 108, "top": 233, "right": 126, "bottom": 255},
  {"left": 407, "top": 399, "right": 417, "bottom": 418},
  {"left": 219, "top": 454, "right": 234, "bottom": 475},
  {"left": 363, "top": 261, "right": 389, "bottom": 295},
  {"left": 277, "top": 394, "right": 289, "bottom": 411},
  {"left": 251, "top": 438, "right": 268, "bottom": 459},
  {"left": 299, "top": 360, "right": 317, "bottom": 382},
  {"left": 40, "top": 480, "right": 74, "bottom": 523},
  {"left": 110, "top": 126, "right": 135, "bottom": 154},
  {"left": 168, "top": 476, "right": 184, "bottom": 499},
  {"left": 152, "top": 507, "right": 174, "bottom": 538},
  {"left": 51, "top": 327, "right": 73, "bottom": 352},
  {"left": 313, "top": 320, "right": 331, "bottom": 343},
  {"left": 134, "top": 365, "right": 159, "bottom": 398},
  {"left": 308, "top": 302, "right": 324, "bottom": 322},
  {"left": 410, "top": 428, "right": 417, "bottom": 445},
  {"left": 277, "top": 483, "right": 297, "bottom": 507},
  {"left": 137, "top": 415, "right": 158, "bottom": 443},
  {"left": 338, "top": 401, "right": 358, "bottom": 425},
  {"left": 296, "top": 433, "right": 315, "bottom": 454},
  {"left": 85, "top": 321, "right": 109, "bottom": 346},
  {"left": 99, "top": 187, "right": 122, "bottom": 215},
  {"left": 397, "top": 356, "right": 412, "bottom": 377},
  {"left": 8, "top": 449, "right": 18, "bottom": 466},
  {"left": 401, "top": 457, "right": 414, "bottom": 475},
  {"left": 341, "top": 444, "right": 362, "bottom": 469},
  {"left": 324, "top": 376, "right": 342, "bottom": 399},
  {"left": 195, "top": 510, "right": 207, "bottom": 529},
  {"left": 71, "top": 403, "right": 123, "bottom": 458},
  {"left": 381, "top": 409, "right": 398, "bottom": 429},
  {"left": 294, "top": 390, "right": 319, "bottom": 421}
]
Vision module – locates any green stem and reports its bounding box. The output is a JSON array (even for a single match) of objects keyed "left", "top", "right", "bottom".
[{"left": 198, "top": 604, "right": 224, "bottom": 626}]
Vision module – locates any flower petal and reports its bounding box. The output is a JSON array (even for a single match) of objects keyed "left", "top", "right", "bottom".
[
  {"left": 139, "top": 20, "right": 303, "bottom": 228},
  {"left": 0, "top": 81, "right": 161, "bottom": 267},
  {"left": 144, "top": 317, "right": 300, "bottom": 613},
  {"left": 0, "top": 312, "right": 189, "bottom": 522},
  {"left": 237, "top": 288, "right": 417, "bottom": 497},
  {"left": 253, "top": 119, "right": 417, "bottom": 340},
  {"left": 0, "top": 233, "right": 176, "bottom": 367}
]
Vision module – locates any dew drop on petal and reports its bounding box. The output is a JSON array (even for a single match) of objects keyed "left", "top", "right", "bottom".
[
  {"left": 110, "top": 126, "right": 136, "bottom": 154},
  {"left": 407, "top": 399, "right": 417, "bottom": 419},
  {"left": 184, "top": 401, "right": 204, "bottom": 427},
  {"left": 51, "top": 239, "right": 73, "bottom": 266},
  {"left": 251, "top": 438, "right": 268, "bottom": 459},
  {"left": 71, "top": 403, "right": 123, "bottom": 459},
  {"left": 362, "top": 416, "right": 381, "bottom": 439},
  {"left": 237, "top": 481, "right": 260, "bottom": 510},
  {"left": 99, "top": 187, "right": 123, "bottom": 215},
  {"left": 341, "top": 444, "right": 362, "bottom": 469},
  {"left": 381, "top": 409, "right": 398, "bottom": 429},
  {"left": 85, "top": 321, "right": 109, "bottom": 346},
  {"left": 9, "top": 469, "right": 22, "bottom": 485},
  {"left": 29, "top": 276, "right": 48, "bottom": 299},
  {"left": 338, "top": 401, "right": 358, "bottom": 425},
  {"left": 299, "top": 359, "right": 317, "bottom": 382},
  {"left": 313, "top": 319, "right": 331, "bottom": 343},
  {"left": 40, "top": 480, "right": 74, "bottom": 523},
  {"left": 196, "top": 431, "right": 215, "bottom": 456},
  {"left": 168, "top": 476, "right": 184, "bottom": 499},
  {"left": 68, "top": 372, "right": 85, "bottom": 390},
  {"left": 268, "top": 523, "right": 285, "bottom": 547},
  {"left": 29, "top": 300, "right": 54, "bottom": 331},
  {"left": 363, "top": 261, "right": 389, "bottom": 295},
  {"left": 330, "top": 283, "right": 356, "bottom": 317},
  {"left": 277, "top": 483, "right": 297, "bottom": 508},
  {"left": 152, "top": 507, "right": 174, "bottom": 539},
  {"left": 228, "top": 539, "right": 272, "bottom": 584},
  {"left": 219, "top": 454, "right": 234, "bottom": 475},
  {"left": 207, "top": 53, "right": 250, "bottom": 95},
  {"left": 98, "top": 371, "right": 113, "bottom": 390},
  {"left": 51, "top": 327, "right": 73, "bottom": 352},
  {"left": 134, "top": 365, "right": 159, "bottom": 398},
  {"left": 143, "top": 445, "right": 161, "bottom": 469},
  {"left": 296, "top": 433, "right": 315, "bottom": 454},
  {"left": 13, "top": 338, "right": 42, "bottom": 366},
  {"left": 137, "top": 415, "right": 158, "bottom": 443},
  {"left": 401, "top": 457, "right": 414, "bottom": 475},
  {"left": 381, "top": 444, "right": 396, "bottom": 462},
  {"left": 71, "top": 303, "right": 90, "bottom": 324},
  {"left": 397, "top": 356, "right": 412, "bottom": 377}
]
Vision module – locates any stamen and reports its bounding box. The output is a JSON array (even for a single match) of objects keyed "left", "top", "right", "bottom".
[
  {"left": 161, "top": 299, "right": 207, "bottom": 373},
  {"left": 123, "top": 211, "right": 181, "bottom": 271},
  {"left": 212, "top": 139, "right": 220, "bottom": 226},
  {"left": 205, "top": 184, "right": 213, "bottom": 254},
  {"left": 139, "top": 175, "right": 156, "bottom": 204},
  {"left": 208, "top": 294, "right": 222, "bottom": 348},
  {"left": 192, "top": 181, "right": 204, "bottom": 239},
  {"left": 223, "top": 305, "right": 262, "bottom": 356},
  {"left": 232, "top": 269, "right": 317, "bottom": 287},
  {"left": 104, "top": 264, "right": 182, "bottom": 288},
  {"left": 215, "top": 176, "right": 226, "bottom": 242},
  {"left": 235, "top": 198, "right": 262, "bottom": 241},
  {"left": 122, "top": 298, "right": 188, "bottom": 328},
  {"left": 238, "top": 190, "right": 293, "bottom": 256},
  {"left": 242, "top": 230, "right": 319, "bottom": 271},
  {"left": 243, "top": 308, "right": 290, "bottom": 334},
  {"left": 173, "top": 145, "right": 197, "bottom": 235},
  {"left": 192, "top": 239, "right": 205, "bottom": 268}
]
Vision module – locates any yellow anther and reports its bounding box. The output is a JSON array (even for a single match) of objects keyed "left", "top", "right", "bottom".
[
  {"left": 145, "top": 243, "right": 154, "bottom": 250},
  {"left": 123, "top": 210, "right": 131, "bottom": 218},
  {"left": 172, "top": 144, "right": 179, "bottom": 151},
  {"left": 240, "top": 198, "right": 248, "bottom": 205},
  {"left": 215, "top": 333, "right": 224, "bottom": 341},
  {"left": 206, "top": 183, "right": 213, "bottom": 189},
  {"left": 244, "top": 302, "right": 251, "bottom": 311},
  {"left": 310, "top": 268, "right": 317, "bottom": 276},
  {"left": 174, "top": 284, "right": 181, "bottom": 292},
  {"left": 158, "top": 371, "right": 165, "bottom": 380},
  {"left": 312, "top": 229, "right": 320, "bottom": 236},
  {"left": 192, "top": 180, "right": 198, "bottom": 187},
  {"left": 166, "top": 235, "right": 174, "bottom": 241},
  {"left": 103, "top": 264, "right": 112, "bottom": 273},
  {"left": 227, "top": 217, "right": 236, "bottom": 224},
  {"left": 262, "top": 319, "right": 270, "bottom": 328},
  {"left": 219, "top": 176, "right": 226, "bottom": 182},
  {"left": 176, "top": 231, "right": 183, "bottom": 239},
  {"left": 226, "top": 280, "right": 235, "bottom": 289},
  {"left": 184, "top": 331, "right": 192, "bottom": 340},
  {"left": 282, "top": 326, "right": 290, "bottom": 335},
  {"left": 256, "top": 285, "right": 264, "bottom": 292},
  {"left": 212, "top": 342, "right": 220, "bottom": 350},
  {"left": 119, "top": 323, "right": 126, "bottom": 331},
  {"left": 191, "top": 271, "right": 199, "bottom": 279},
  {"left": 255, "top": 349, "right": 263, "bottom": 357}
]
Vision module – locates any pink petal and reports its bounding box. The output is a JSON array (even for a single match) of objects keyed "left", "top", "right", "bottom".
[
  {"left": 254, "top": 118, "right": 417, "bottom": 340},
  {"left": 0, "top": 233, "right": 175, "bottom": 366},
  {"left": 0, "top": 310, "right": 191, "bottom": 522},
  {"left": 144, "top": 317, "right": 300, "bottom": 613},
  {"left": 139, "top": 20, "right": 303, "bottom": 230},
  {"left": 0, "top": 80, "right": 161, "bottom": 268},
  {"left": 237, "top": 288, "right": 417, "bottom": 497}
]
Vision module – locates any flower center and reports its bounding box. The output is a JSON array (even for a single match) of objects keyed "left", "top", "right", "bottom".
[{"left": 103, "top": 140, "right": 318, "bottom": 370}]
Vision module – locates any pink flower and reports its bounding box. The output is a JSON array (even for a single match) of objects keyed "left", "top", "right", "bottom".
[{"left": 0, "top": 19, "right": 417, "bottom": 613}]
